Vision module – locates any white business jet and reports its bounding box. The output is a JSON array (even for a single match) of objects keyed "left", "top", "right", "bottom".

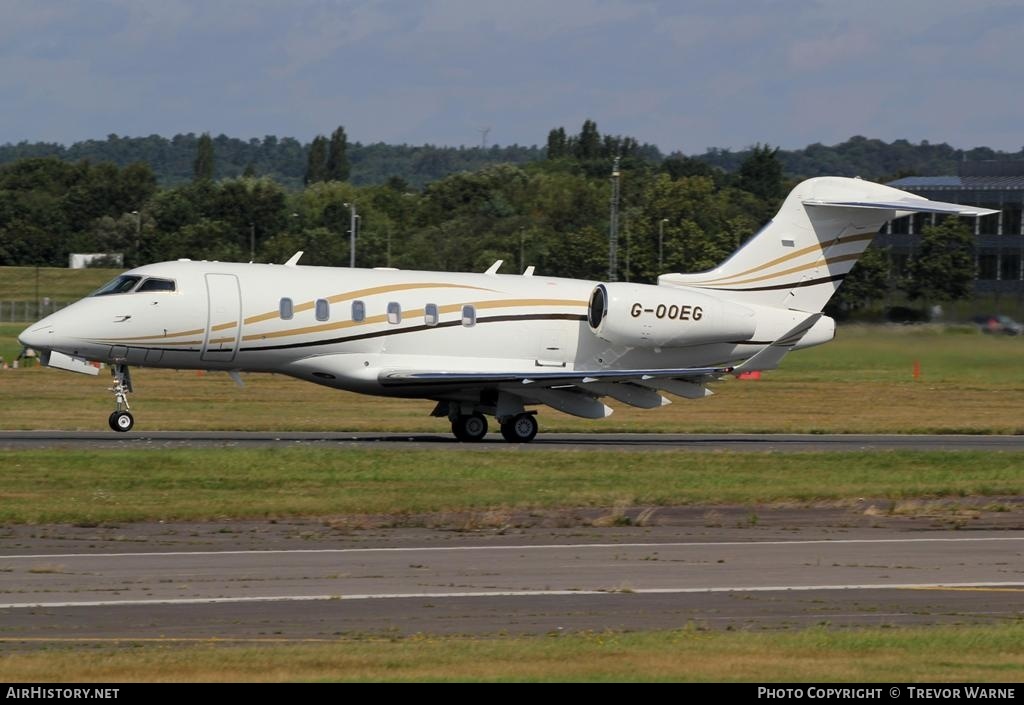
[{"left": 19, "top": 177, "right": 994, "bottom": 442}]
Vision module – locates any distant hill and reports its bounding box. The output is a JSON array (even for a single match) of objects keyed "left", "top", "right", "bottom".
[
  {"left": 3, "top": 133, "right": 1022, "bottom": 189},
  {"left": 0, "top": 133, "right": 544, "bottom": 190},
  {"left": 694, "top": 136, "right": 1024, "bottom": 181}
]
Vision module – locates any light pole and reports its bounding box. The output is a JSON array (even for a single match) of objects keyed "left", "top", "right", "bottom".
[
  {"left": 343, "top": 202, "right": 358, "bottom": 267},
  {"left": 608, "top": 157, "right": 620, "bottom": 281},
  {"left": 658, "top": 218, "right": 668, "bottom": 272},
  {"left": 131, "top": 210, "right": 142, "bottom": 265}
]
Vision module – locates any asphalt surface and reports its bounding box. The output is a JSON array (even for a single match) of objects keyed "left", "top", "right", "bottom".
[
  {"left": 2, "top": 520, "right": 1022, "bottom": 644},
  {"left": 2, "top": 430, "right": 1023, "bottom": 451}
]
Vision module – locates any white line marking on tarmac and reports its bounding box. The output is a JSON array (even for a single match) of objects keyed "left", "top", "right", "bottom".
[
  {"left": 2, "top": 536, "right": 1022, "bottom": 560},
  {"left": 2, "top": 582, "right": 1024, "bottom": 610}
]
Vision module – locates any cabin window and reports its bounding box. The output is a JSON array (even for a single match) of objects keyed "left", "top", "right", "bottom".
[
  {"left": 315, "top": 298, "right": 330, "bottom": 322},
  {"left": 138, "top": 278, "right": 176, "bottom": 293},
  {"left": 461, "top": 304, "right": 476, "bottom": 327},
  {"left": 91, "top": 275, "right": 141, "bottom": 296},
  {"left": 279, "top": 297, "right": 294, "bottom": 320},
  {"left": 387, "top": 301, "right": 402, "bottom": 324},
  {"left": 352, "top": 300, "right": 366, "bottom": 322},
  {"left": 424, "top": 303, "right": 439, "bottom": 327}
]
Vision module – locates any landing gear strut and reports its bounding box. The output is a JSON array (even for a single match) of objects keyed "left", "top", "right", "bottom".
[{"left": 107, "top": 364, "right": 134, "bottom": 433}]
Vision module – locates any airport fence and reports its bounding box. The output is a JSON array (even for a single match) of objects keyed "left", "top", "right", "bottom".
[{"left": 0, "top": 300, "right": 68, "bottom": 323}]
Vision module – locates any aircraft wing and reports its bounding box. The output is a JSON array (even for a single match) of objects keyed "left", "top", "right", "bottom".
[
  {"left": 378, "top": 365, "right": 732, "bottom": 387},
  {"left": 379, "top": 365, "right": 733, "bottom": 418},
  {"left": 378, "top": 313, "right": 822, "bottom": 418}
]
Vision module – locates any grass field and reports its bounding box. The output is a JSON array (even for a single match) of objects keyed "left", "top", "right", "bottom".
[
  {"left": 2, "top": 624, "right": 1022, "bottom": 682},
  {"left": 0, "top": 266, "right": 121, "bottom": 304},
  {"left": 1, "top": 447, "right": 1020, "bottom": 523},
  {"left": 2, "top": 323, "right": 1021, "bottom": 433}
]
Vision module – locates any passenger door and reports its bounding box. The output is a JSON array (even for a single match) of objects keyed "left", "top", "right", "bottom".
[{"left": 201, "top": 273, "right": 242, "bottom": 362}]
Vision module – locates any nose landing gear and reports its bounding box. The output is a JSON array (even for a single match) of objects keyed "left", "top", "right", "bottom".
[{"left": 107, "top": 364, "right": 134, "bottom": 433}]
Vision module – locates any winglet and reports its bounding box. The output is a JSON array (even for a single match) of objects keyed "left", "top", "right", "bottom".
[
  {"left": 522, "top": 265, "right": 535, "bottom": 276},
  {"left": 484, "top": 260, "right": 504, "bottom": 275},
  {"left": 284, "top": 251, "right": 304, "bottom": 267},
  {"left": 734, "top": 313, "right": 822, "bottom": 373}
]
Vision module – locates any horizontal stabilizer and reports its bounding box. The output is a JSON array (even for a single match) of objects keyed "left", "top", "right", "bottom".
[
  {"left": 803, "top": 198, "right": 998, "bottom": 217},
  {"left": 734, "top": 314, "right": 821, "bottom": 373}
]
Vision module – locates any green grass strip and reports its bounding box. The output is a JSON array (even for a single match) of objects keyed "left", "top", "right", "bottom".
[
  {"left": 1, "top": 448, "right": 1021, "bottom": 523},
  {"left": 2, "top": 624, "right": 1023, "bottom": 682}
]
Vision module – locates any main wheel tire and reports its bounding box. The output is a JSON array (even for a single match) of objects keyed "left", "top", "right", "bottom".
[
  {"left": 500, "top": 413, "right": 538, "bottom": 443},
  {"left": 452, "top": 413, "right": 488, "bottom": 442},
  {"left": 109, "top": 410, "right": 134, "bottom": 433}
]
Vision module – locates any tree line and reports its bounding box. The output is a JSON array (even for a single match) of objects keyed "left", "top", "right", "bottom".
[
  {"left": 0, "top": 120, "right": 980, "bottom": 316},
  {"left": 4, "top": 131, "right": 1023, "bottom": 191}
]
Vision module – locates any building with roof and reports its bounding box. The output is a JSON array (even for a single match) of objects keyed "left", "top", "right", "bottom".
[{"left": 885, "top": 161, "right": 1024, "bottom": 293}]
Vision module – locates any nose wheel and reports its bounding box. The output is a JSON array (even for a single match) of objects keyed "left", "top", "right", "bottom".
[
  {"left": 108, "top": 410, "right": 135, "bottom": 432},
  {"left": 107, "top": 364, "right": 135, "bottom": 433}
]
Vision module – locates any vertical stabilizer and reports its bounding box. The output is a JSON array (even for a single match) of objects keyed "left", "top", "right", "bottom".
[{"left": 658, "top": 177, "right": 995, "bottom": 312}]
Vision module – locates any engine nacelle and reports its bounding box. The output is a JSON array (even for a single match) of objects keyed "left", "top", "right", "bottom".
[{"left": 587, "top": 282, "right": 757, "bottom": 348}]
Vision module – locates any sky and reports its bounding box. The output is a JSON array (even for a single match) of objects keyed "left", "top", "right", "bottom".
[{"left": 2, "top": 0, "right": 1023, "bottom": 154}]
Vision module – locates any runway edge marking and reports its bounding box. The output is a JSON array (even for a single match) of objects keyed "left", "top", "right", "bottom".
[{"left": 3, "top": 582, "right": 1024, "bottom": 609}]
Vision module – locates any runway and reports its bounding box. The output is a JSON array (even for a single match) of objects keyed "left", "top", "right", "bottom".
[
  {"left": 2, "top": 430, "right": 1023, "bottom": 451},
  {"left": 2, "top": 522, "right": 1022, "bottom": 643}
]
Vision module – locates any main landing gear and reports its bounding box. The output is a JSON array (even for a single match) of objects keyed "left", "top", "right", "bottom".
[
  {"left": 448, "top": 410, "right": 539, "bottom": 443},
  {"left": 500, "top": 413, "right": 538, "bottom": 443},
  {"left": 451, "top": 412, "right": 488, "bottom": 442},
  {"left": 107, "top": 364, "right": 134, "bottom": 433}
]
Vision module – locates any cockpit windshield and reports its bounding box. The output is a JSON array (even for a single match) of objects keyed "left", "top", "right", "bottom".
[
  {"left": 91, "top": 275, "right": 142, "bottom": 296},
  {"left": 137, "top": 278, "right": 176, "bottom": 292}
]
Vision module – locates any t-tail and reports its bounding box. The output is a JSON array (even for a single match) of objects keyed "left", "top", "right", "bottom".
[{"left": 659, "top": 176, "right": 997, "bottom": 313}]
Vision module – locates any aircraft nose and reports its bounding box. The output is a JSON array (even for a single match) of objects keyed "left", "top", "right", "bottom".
[{"left": 18, "top": 321, "right": 56, "bottom": 350}]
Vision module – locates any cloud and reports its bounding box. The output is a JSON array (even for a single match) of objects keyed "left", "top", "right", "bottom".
[{"left": 0, "top": 0, "right": 1021, "bottom": 151}]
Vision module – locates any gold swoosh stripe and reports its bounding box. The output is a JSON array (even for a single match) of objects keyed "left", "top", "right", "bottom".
[
  {"left": 102, "top": 328, "right": 204, "bottom": 342},
  {"left": 689, "top": 232, "right": 875, "bottom": 285},
  {"left": 95, "top": 283, "right": 496, "bottom": 342},
  {"left": 243, "top": 282, "right": 495, "bottom": 325},
  {"left": 243, "top": 315, "right": 387, "bottom": 341},
  {"left": 701, "top": 253, "right": 863, "bottom": 288},
  {"left": 241, "top": 298, "right": 585, "bottom": 343},
  {"left": 93, "top": 339, "right": 204, "bottom": 346}
]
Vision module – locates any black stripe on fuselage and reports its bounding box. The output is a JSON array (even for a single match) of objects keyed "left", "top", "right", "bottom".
[
  {"left": 696, "top": 273, "right": 846, "bottom": 292},
  {"left": 238, "top": 312, "right": 588, "bottom": 352}
]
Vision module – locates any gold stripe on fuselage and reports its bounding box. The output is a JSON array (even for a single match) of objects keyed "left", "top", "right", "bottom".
[
  {"left": 97, "top": 282, "right": 498, "bottom": 343},
  {"left": 241, "top": 298, "right": 586, "bottom": 343},
  {"left": 693, "top": 252, "right": 862, "bottom": 288},
  {"left": 686, "top": 232, "right": 875, "bottom": 285},
  {"left": 101, "top": 328, "right": 204, "bottom": 342},
  {"left": 243, "top": 282, "right": 495, "bottom": 326}
]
